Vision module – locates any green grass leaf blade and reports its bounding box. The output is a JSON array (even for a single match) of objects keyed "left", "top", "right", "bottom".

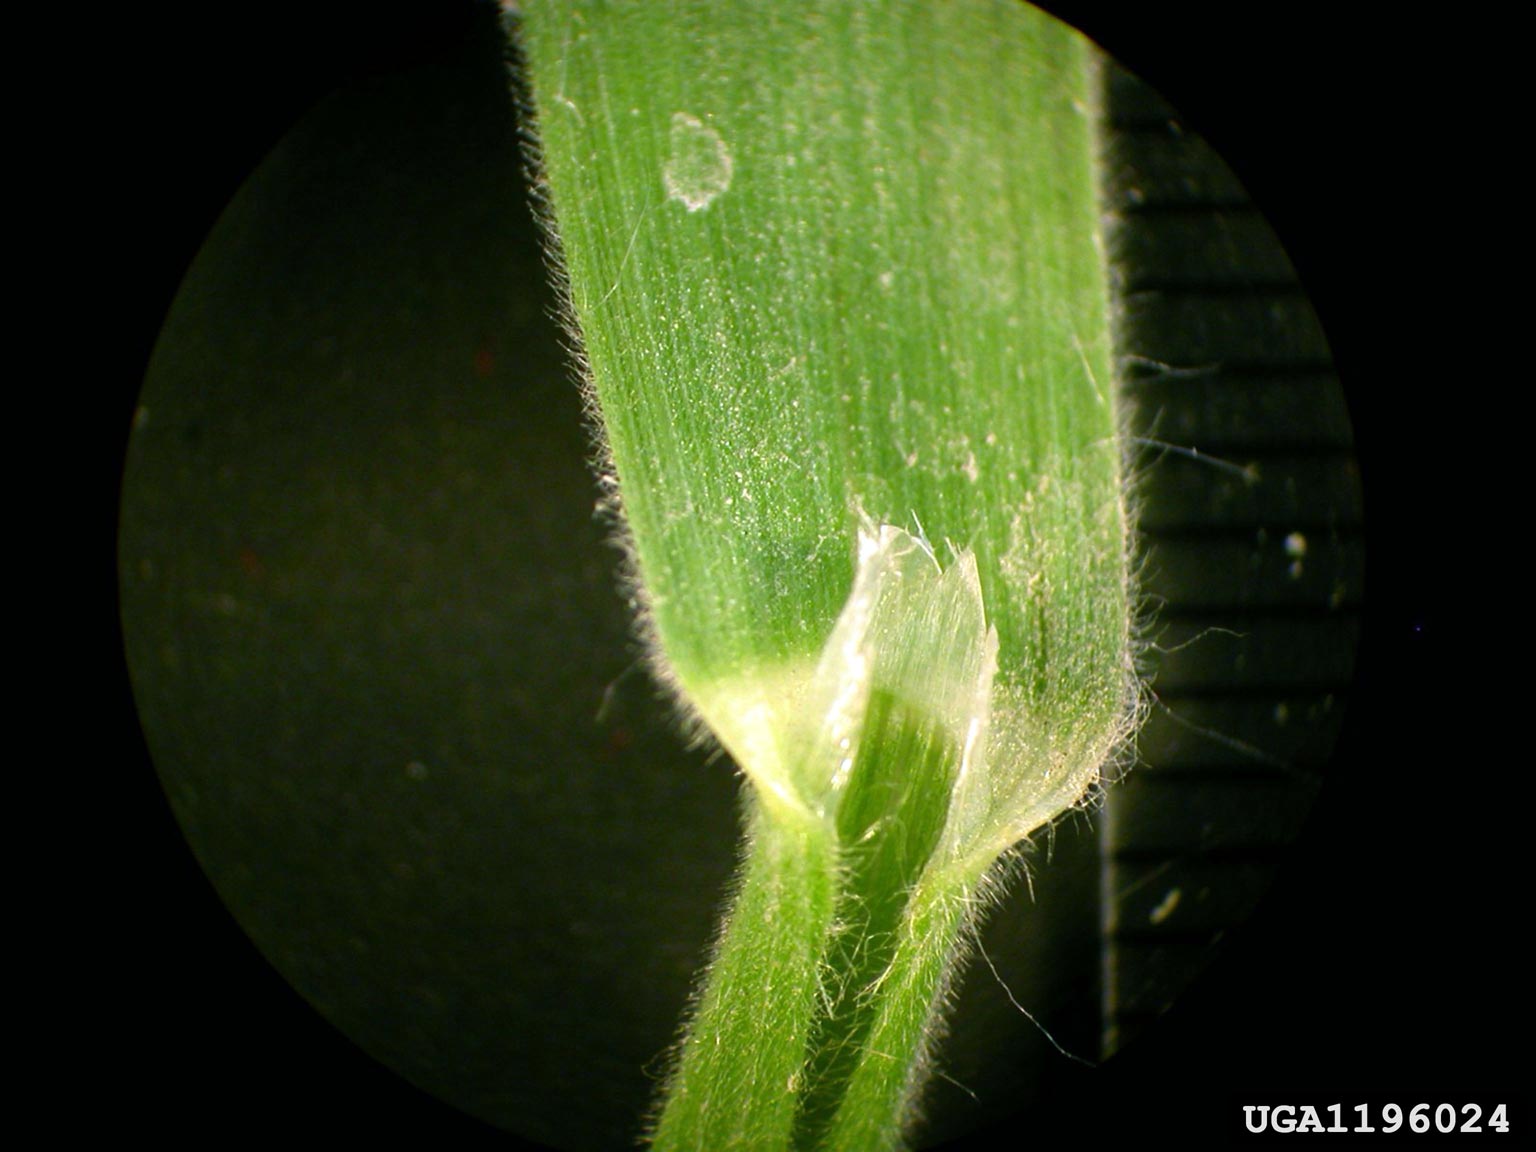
[
  {"left": 513, "top": 0, "right": 1136, "bottom": 1145},
  {"left": 516, "top": 2, "right": 1132, "bottom": 832}
]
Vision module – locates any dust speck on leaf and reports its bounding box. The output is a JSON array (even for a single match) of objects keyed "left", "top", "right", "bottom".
[
  {"left": 1283, "top": 531, "right": 1307, "bottom": 580},
  {"left": 663, "top": 112, "right": 733, "bottom": 212},
  {"left": 1149, "top": 888, "right": 1181, "bottom": 925}
]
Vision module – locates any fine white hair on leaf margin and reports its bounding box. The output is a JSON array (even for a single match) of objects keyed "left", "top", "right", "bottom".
[{"left": 504, "top": 10, "right": 716, "bottom": 753}]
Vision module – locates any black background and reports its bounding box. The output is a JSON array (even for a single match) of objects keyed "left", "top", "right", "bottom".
[{"left": 84, "top": 1, "right": 1513, "bottom": 1145}]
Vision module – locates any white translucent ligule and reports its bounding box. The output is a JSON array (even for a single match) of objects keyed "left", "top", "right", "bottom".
[{"left": 696, "top": 521, "right": 1002, "bottom": 842}]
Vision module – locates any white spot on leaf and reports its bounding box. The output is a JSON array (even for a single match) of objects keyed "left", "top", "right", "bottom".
[{"left": 663, "top": 112, "right": 733, "bottom": 212}]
